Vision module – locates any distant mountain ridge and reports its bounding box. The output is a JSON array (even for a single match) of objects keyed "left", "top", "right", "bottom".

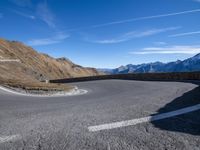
[{"left": 99, "top": 53, "right": 200, "bottom": 74}]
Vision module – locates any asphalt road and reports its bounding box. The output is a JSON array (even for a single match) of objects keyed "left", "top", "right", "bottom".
[{"left": 0, "top": 80, "right": 200, "bottom": 150}]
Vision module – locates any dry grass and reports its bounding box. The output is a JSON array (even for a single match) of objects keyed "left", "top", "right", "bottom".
[{"left": 0, "top": 38, "right": 102, "bottom": 92}]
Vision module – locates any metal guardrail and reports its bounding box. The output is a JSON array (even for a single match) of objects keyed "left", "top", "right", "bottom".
[{"left": 49, "top": 72, "right": 200, "bottom": 83}]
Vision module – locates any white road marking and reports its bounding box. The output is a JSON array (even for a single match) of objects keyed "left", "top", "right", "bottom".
[
  {"left": 0, "top": 86, "right": 87, "bottom": 97},
  {"left": 0, "top": 134, "right": 21, "bottom": 143},
  {"left": 0, "top": 59, "right": 20, "bottom": 62},
  {"left": 88, "top": 104, "right": 200, "bottom": 132}
]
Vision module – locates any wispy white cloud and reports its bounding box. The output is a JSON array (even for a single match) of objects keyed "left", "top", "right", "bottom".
[
  {"left": 9, "top": 0, "right": 56, "bottom": 28},
  {"left": 169, "top": 31, "right": 200, "bottom": 37},
  {"left": 153, "top": 42, "right": 167, "bottom": 45},
  {"left": 10, "top": 9, "right": 35, "bottom": 19},
  {"left": 58, "top": 9, "right": 200, "bottom": 32},
  {"left": 27, "top": 32, "right": 70, "bottom": 46},
  {"left": 36, "top": 2, "right": 56, "bottom": 28},
  {"left": 91, "top": 9, "right": 200, "bottom": 28},
  {"left": 92, "top": 27, "right": 180, "bottom": 44},
  {"left": 194, "top": 0, "right": 200, "bottom": 3},
  {"left": 9, "top": 0, "right": 32, "bottom": 7},
  {"left": 130, "top": 45, "right": 200, "bottom": 55}
]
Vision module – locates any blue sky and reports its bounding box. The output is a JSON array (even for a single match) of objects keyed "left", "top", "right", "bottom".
[{"left": 0, "top": 0, "right": 200, "bottom": 68}]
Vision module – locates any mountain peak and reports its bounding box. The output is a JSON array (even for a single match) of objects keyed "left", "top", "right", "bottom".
[
  {"left": 186, "top": 53, "right": 200, "bottom": 61},
  {"left": 193, "top": 53, "right": 200, "bottom": 59},
  {"left": 100, "top": 53, "right": 200, "bottom": 74}
]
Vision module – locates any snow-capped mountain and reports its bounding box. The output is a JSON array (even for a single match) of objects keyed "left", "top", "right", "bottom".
[{"left": 99, "top": 53, "right": 200, "bottom": 74}]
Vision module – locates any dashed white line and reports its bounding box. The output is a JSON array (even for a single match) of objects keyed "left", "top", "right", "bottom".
[
  {"left": 88, "top": 104, "right": 200, "bottom": 132},
  {"left": 0, "top": 134, "right": 21, "bottom": 143}
]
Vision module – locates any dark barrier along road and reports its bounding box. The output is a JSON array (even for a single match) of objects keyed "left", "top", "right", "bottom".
[
  {"left": 0, "top": 77, "right": 200, "bottom": 149},
  {"left": 49, "top": 72, "right": 200, "bottom": 83}
]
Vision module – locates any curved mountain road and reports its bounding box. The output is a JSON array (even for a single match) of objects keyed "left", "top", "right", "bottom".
[{"left": 0, "top": 80, "right": 199, "bottom": 150}]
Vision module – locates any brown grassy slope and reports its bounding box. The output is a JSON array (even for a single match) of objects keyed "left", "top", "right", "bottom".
[{"left": 0, "top": 38, "right": 102, "bottom": 90}]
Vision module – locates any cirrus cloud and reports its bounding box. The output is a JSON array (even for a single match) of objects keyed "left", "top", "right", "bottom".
[
  {"left": 193, "top": 0, "right": 200, "bottom": 2},
  {"left": 91, "top": 9, "right": 200, "bottom": 28},
  {"left": 129, "top": 45, "right": 200, "bottom": 55},
  {"left": 10, "top": 9, "right": 35, "bottom": 19},
  {"left": 9, "top": 0, "right": 32, "bottom": 7},
  {"left": 91, "top": 27, "right": 180, "bottom": 44},
  {"left": 27, "top": 32, "right": 70, "bottom": 46},
  {"left": 36, "top": 2, "right": 56, "bottom": 28},
  {"left": 169, "top": 31, "right": 200, "bottom": 37}
]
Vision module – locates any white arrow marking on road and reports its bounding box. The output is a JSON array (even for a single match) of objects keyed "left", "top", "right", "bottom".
[
  {"left": 88, "top": 104, "right": 200, "bottom": 132},
  {"left": 0, "top": 134, "right": 21, "bottom": 143}
]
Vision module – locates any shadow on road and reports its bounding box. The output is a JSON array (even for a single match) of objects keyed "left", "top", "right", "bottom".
[{"left": 152, "top": 82, "right": 200, "bottom": 135}]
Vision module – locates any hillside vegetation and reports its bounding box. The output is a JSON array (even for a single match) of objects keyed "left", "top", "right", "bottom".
[{"left": 0, "top": 38, "right": 102, "bottom": 90}]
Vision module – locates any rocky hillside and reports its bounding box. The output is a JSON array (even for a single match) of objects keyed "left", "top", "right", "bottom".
[{"left": 0, "top": 38, "right": 101, "bottom": 86}]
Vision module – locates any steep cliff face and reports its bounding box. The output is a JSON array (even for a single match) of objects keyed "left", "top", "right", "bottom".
[{"left": 0, "top": 38, "right": 101, "bottom": 85}]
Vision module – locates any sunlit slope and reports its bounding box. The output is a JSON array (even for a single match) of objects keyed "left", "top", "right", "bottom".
[{"left": 0, "top": 38, "right": 102, "bottom": 86}]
